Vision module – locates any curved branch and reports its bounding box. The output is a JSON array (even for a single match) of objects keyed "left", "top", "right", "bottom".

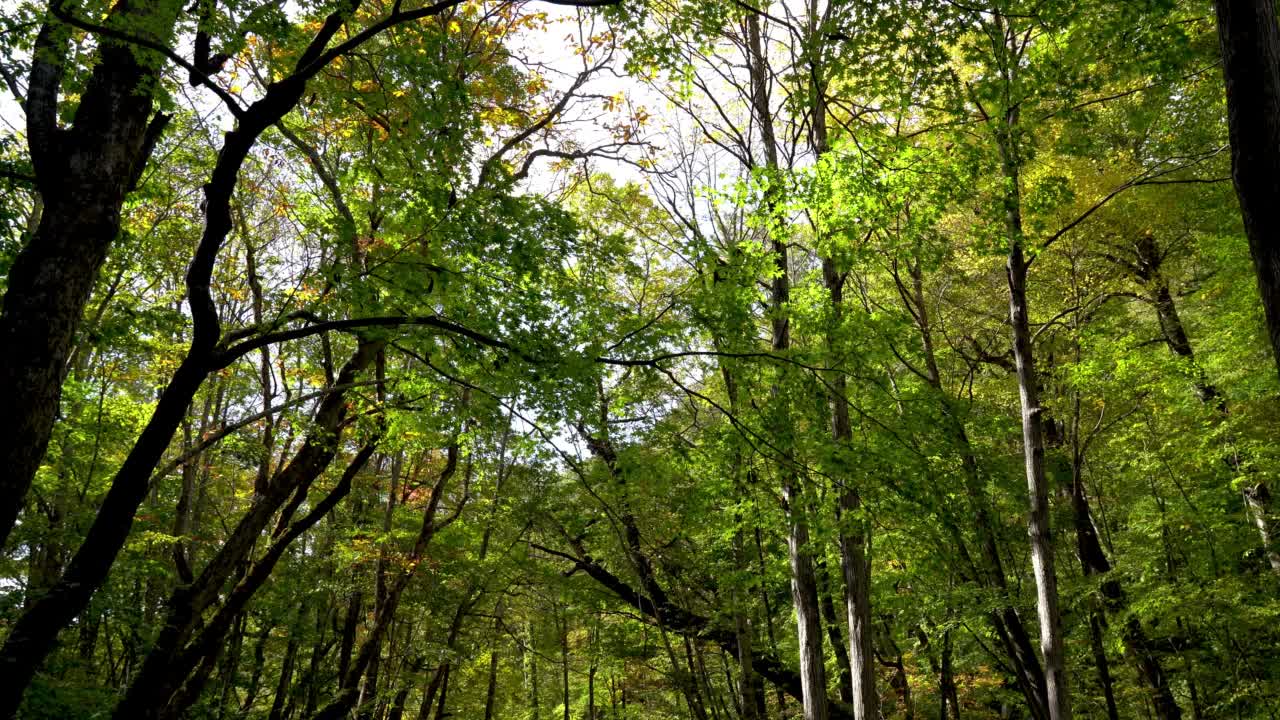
[{"left": 48, "top": 4, "right": 247, "bottom": 118}]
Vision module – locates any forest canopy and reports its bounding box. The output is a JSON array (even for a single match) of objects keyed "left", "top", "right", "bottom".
[{"left": 1, "top": 1, "right": 1278, "bottom": 719}]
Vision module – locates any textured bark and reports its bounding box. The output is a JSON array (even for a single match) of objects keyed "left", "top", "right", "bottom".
[
  {"left": 1243, "top": 483, "right": 1280, "bottom": 575},
  {"left": 0, "top": 0, "right": 181, "bottom": 550},
  {"left": 782, "top": 478, "right": 831, "bottom": 720},
  {"left": 813, "top": 49, "right": 876, "bottom": 712},
  {"left": 1214, "top": 0, "right": 1280, "bottom": 381}
]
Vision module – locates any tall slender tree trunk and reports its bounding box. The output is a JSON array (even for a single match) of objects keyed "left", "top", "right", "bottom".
[
  {"left": 268, "top": 619, "right": 302, "bottom": 720},
  {"left": 388, "top": 688, "right": 411, "bottom": 720},
  {"left": 745, "top": 9, "right": 828, "bottom": 720},
  {"left": 997, "top": 117, "right": 1072, "bottom": 720},
  {"left": 812, "top": 70, "right": 876, "bottom": 720},
  {"left": 817, "top": 560, "right": 854, "bottom": 705},
  {"left": 823, "top": 255, "right": 876, "bottom": 720},
  {"left": 417, "top": 667, "right": 447, "bottom": 720},
  {"left": 716, "top": 312, "right": 764, "bottom": 720},
  {"left": 529, "top": 621, "right": 542, "bottom": 720},
  {"left": 561, "top": 610, "right": 572, "bottom": 720},
  {"left": 1086, "top": 607, "right": 1119, "bottom": 720},
  {"left": 897, "top": 258, "right": 1048, "bottom": 718},
  {"left": 484, "top": 609, "right": 504, "bottom": 720},
  {"left": 431, "top": 664, "right": 452, "bottom": 720}
]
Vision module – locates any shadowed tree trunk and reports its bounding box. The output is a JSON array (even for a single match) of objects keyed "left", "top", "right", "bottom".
[
  {"left": 0, "top": 0, "right": 182, "bottom": 550},
  {"left": 1214, "top": 0, "right": 1280, "bottom": 382}
]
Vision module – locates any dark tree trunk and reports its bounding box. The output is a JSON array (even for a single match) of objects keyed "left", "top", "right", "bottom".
[
  {"left": 431, "top": 664, "right": 451, "bottom": 720},
  {"left": 216, "top": 613, "right": 245, "bottom": 720},
  {"left": 483, "top": 627, "right": 502, "bottom": 720},
  {"left": 416, "top": 667, "right": 447, "bottom": 720},
  {"left": 358, "top": 650, "right": 381, "bottom": 720},
  {"left": 388, "top": 688, "right": 411, "bottom": 720},
  {"left": 338, "top": 591, "right": 364, "bottom": 689},
  {"left": 239, "top": 623, "right": 273, "bottom": 715},
  {"left": 587, "top": 661, "right": 596, "bottom": 720},
  {"left": 0, "top": 0, "right": 180, "bottom": 550},
  {"left": 1214, "top": 0, "right": 1280, "bottom": 382},
  {"left": 1086, "top": 608, "right": 1120, "bottom": 720},
  {"left": 112, "top": 345, "right": 382, "bottom": 720},
  {"left": 562, "top": 612, "right": 572, "bottom": 720},
  {"left": 941, "top": 630, "right": 959, "bottom": 720},
  {"left": 268, "top": 626, "right": 302, "bottom": 720},
  {"left": 1069, "top": 452, "right": 1182, "bottom": 720},
  {"left": 0, "top": 7, "right": 370, "bottom": 711}
]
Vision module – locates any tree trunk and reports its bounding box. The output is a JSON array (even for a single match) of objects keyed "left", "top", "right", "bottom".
[
  {"left": 112, "top": 345, "right": 382, "bottom": 720},
  {"left": 417, "top": 667, "right": 447, "bottom": 720},
  {"left": 998, "top": 118, "right": 1073, "bottom": 720},
  {"left": 817, "top": 562, "right": 854, "bottom": 705},
  {"left": 744, "top": 10, "right": 829, "bottom": 718},
  {"left": 268, "top": 621, "right": 302, "bottom": 720},
  {"left": 0, "top": 0, "right": 180, "bottom": 550},
  {"left": 588, "top": 661, "right": 596, "bottom": 720},
  {"left": 1069, "top": 438, "right": 1181, "bottom": 720},
  {"left": 239, "top": 623, "right": 272, "bottom": 715},
  {"left": 941, "top": 630, "right": 959, "bottom": 720},
  {"left": 1086, "top": 608, "right": 1120, "bottom": 720},
  {"left": 531, "top": 629, "right": 542, "bottom": 720},
  {"left": 1214, "top": 0, "right": 1280, "bottom": 382},
  {"left": 388, "top": 688, "right": 411, "bottom": 720},
  {"left": 431, "top": 664, "right": 451, "bottom": 720},
  {"left": 0, "top": 7, "right": 367, "bottom": 708},
  {"left": 312, "top": 441, "right": 465, "bottom": 720},
  {"left": 484, "top": 610, "right": 503, "bottom": 720},
  {"left": 339, "top": 591, "right": 363, "bottom": 689},
  {"left": 898, "top": 258, "right": 1049, "bottom": 719},
  {"left": 805, "top": 8, "right": 878, "bottom": 711},
  {"left": 562, "top": 611, "right": 572, "bottom": 720}
]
